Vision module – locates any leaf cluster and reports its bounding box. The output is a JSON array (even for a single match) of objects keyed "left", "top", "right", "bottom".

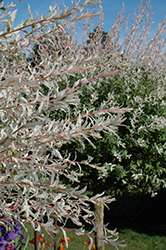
[{"left": 0, "top": 1, "right": 129, "bottom": 248}]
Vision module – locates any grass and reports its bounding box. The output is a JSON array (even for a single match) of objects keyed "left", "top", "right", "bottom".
[
  {"left": 21, "top": 190, "right": 166, "bottom": 249},
  {"left": 22, "top": 223, "right": 166, "bottom": 250},
  {"left": 119, "top": 229, "right": 166, "bottom": 250}
]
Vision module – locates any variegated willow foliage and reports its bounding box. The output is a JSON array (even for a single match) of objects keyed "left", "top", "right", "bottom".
[
  {"left": 60, "top": 0, "right": 166, "bottom": 196},
  {"left": 0, "top": 0, "right": 130, "bottom": 249}
]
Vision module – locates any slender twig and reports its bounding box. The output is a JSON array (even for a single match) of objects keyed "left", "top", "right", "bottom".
[{"left": 34, "top": 230, "right": 38, "bottom": 250}]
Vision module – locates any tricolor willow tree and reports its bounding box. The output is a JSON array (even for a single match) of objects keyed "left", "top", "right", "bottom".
[{"left": 0, "top": 0, "right": 130, "bottom": 249}]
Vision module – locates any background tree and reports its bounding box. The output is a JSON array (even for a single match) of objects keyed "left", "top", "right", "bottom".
[{"left": 61, "top": 1, "right": 166, "bottom": 197}]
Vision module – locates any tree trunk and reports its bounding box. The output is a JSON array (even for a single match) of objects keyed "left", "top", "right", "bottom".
[{"left": 94, "top": 202, "right": 105, "bottom": 250}]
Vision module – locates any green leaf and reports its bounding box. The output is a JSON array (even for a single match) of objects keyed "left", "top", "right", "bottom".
[
  {"left": 22, "top": 234, "right": 30, "bottom": 250},
  {"left": 23, "top": 20, "right": 29, "bottom": 26},
  {"left": 31, "top": 22, "right": 36, "bottom": 29},
  {"left": 6, "top": 22, "right": 10, "bottom": 32},
  {"left": 0, "top": 7, "right": 6, "bottom": 12}
]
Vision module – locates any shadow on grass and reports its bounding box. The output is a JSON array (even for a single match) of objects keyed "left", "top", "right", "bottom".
[
  {"left": 22, "top": 188, "right": 166, "bottom": 250},
  {"left": 105, "top": 188, "right": 166, "bottom": 237},
  {"left": 59, "top": 188, "right": 166, "bottom": 237}
]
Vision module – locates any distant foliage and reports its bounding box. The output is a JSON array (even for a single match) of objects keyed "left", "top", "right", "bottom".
[{"left": 60, "top": 1, "right": 166, "bottom": 196}]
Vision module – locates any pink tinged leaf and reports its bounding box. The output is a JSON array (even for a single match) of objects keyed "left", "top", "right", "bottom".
[{"left": 98, "top": 70, "right": 119, "bottom": 77}]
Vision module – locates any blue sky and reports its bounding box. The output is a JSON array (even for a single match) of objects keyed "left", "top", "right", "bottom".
[{"left": 2, "top": 0, "right": 166, "bottom": 42}]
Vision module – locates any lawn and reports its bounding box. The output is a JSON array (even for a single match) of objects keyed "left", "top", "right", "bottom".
[
  {"left": 22, "top": 223, "right": 166, "bottom": 250},
  {"left": 21, "top": 191, "right": 166, "bottom": 249}
]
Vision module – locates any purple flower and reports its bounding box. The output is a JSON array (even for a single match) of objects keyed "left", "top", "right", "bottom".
[
  {"left": 0, "top": 212, "right": 25, "bottom": 248},
  {"left": 14, "top": 222, "right": 25, "bottom": 242},
  {"left": 0, "top": 236, "right": 8, "bottom": 250},
  {"left": 20, "top": 234, "right": 25, "bottom": 242},
  {"left": 7, "top": 231, "right": 18, "bottom": 241},
  {"left": 14, "top": 222, "right": 22, "bottom": 235},
  {"left": 14, "top": 222, "right": 24, "bottom": 237}
]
